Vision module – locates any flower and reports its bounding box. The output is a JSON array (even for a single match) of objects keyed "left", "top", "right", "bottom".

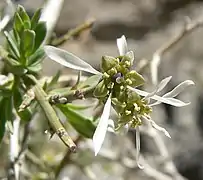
[{"left": 44, "top": 36, "right": 194, "bottom": 166}]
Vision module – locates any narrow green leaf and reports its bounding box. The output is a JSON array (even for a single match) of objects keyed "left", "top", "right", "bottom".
[
  {"left": 27, "top": 62, "right": 42, "bottom": 73},
  {"left": 33, "top": 22, "right": 47, "bottom": 52},
  {"left": 28, "top": 48, "right": 45, "bottom": 65},
  {"left": 13, "top": 12, "right": 24, "bottom": 35},
  {"left": 78, "top": 74, "right": 102, "bottom": 89},
  {"left": 22, "top": 29, "right": 35, "bottom": 57},
  {"left": 47, "top": 71, "right": 61, "bottom": 90},
  {"left": 58, "top": 104, "right": 96, "bottom": 138},
  {"left": 17, "top": 5, "right": 30, "bottom": 23},
  {"left": 4, "top": 31, "right": 20, "bottom": 59},
  {"left": 31, "top": 8, "right": 42, "bottom": 30}
]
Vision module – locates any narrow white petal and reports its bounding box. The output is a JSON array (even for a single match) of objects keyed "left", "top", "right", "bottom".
[
  {"left": 117, "top": 35, "right": 128, "bottom": 56},
  {"left": 163, "top": 80, "right": 195, "bottom": 98},
  {"left": 144, "top": 117, "right": 171, "bottom": 138},
  {"left": 126, "top": 51, "right": 134, "bottom": 64},
  {"left": 136, "top": 126, "right": 144, "bottom": 169},
  {"left": 44, "top": 46, "right": 101, "bottom": 75},
  {"left": 144, "top": 76, "right": 172, "bottom": 100},
  {"left": 93, "top": 96, "right": 111, "bottom": 156},
  {"left": 127, "top": 86, "right": 189, "bottom": 107},
  {"left": 0, "top": 75, "right": 9, "bottom": 85}
]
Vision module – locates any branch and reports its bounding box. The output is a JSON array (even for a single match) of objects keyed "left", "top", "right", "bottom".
[
  {"left": 136, "top": 17, "right": 203, "bottom": 83},
  {"left": 51, "top": 18, "right": 95, "bottom": 46}
]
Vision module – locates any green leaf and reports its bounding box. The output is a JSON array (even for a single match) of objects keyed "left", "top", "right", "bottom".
[
  {"left": 23, "top": 20, "right": 31, "bottom": 29},
  {"left": 78, "top": 74, "right": 102, "bottom": 89},
  {"left": 22, "top": 29, "right": 35, "bottom": 57},
  {"left": 0, "top": 97, "right": 13, "bottom": 143},
  {"left": 31, "top": 8, "right": 42, "bottom": 30},
  {"left": 66, "top": 103, "right": 94, "bottom": 110},
  {"left": 47, "top": 70, "right": 61, "bottom": 90},
  {"left": 27, "top": 62, "right": 42, "bottom": 73},
  {"left": 58, "top": 104, "right": 96, "bottom": 138},
  {"left": 17, "top": 5, "right": 30, "bottom": 23},
  {"left": 33, "top": 22, "right": 47, "bottom": 52},
  {"left": 28, "top": 48, "right": 45, "bottom": 65},
  {"left": 13, "top": 12, "right": 24, "bottom": 35},
  {"left": 4, "top": 31, "right": 20, "bottom": 59}
]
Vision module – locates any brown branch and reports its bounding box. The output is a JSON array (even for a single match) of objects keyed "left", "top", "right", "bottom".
[{"left": 51, "top": 19, "right": 95, "bottom": 46}]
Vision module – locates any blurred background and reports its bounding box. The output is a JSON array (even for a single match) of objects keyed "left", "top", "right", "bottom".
[{"left": 1, "top": 0, "right": 203, "bottom": 179}]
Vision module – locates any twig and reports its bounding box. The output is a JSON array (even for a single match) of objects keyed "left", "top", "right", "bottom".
[
  {"left": 54, "top": 136, "right": 82, "bottom": 179},
  {"left": 51, "top": 19, "right": 95, "bottom": 46},
  {"left": 136, "top": 17, "right": 203, "bottom": 81}
]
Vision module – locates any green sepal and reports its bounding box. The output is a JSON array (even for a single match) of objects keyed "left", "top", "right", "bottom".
[
  {"left": 31, "top": 8, "right": 42, "bottom": 30},
  {"left": 101, "top": 56, "right": 119, "bottom": 72},
  {"left": 33, "top": 22, "right": 47, "bottom": 52},
  {"left": 57, "top": 104, "right": 96, "bottom": 138},
  {"left": 125, "top": 70, "right": 145, "bottom": 87},
  {"left": 93, "top": 80, "right": 108, "bottom": 98}
]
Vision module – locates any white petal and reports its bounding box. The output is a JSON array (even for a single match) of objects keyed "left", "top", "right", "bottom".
[
  {"left": 144, "top": 117, "right": 171, "bottom": 138},
  {"left": 107, "top": 119, "right": 115, "bottom": 133},
  {"left": 44, "top": 46, "right": 102, "bottom": 75},
  {"left": 127, "top": 86, "right": 189, "bottom": 107},
  {"left": 144, "top": 76, "right": 172, "bottom": 99},
  {"left": 93, "top": 96, "right": 111, "bottom": 156},
  {"left": 126, "top": 51, "right": 134, "bottom": 64},
  {"left": 117, "top": 35, "right": 128, "bottom": 56},
  {"left": 136, "top": 126, "right": 144, "bottom": 169},
  {"left": 163, "top": 80, "right": 195, "bottom": 98}
]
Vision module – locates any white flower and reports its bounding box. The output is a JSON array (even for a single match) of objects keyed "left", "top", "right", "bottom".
[
  {"left": 44, "top": 35, "right": 130, "bottom": 156},
  {"left": 44, "top": 36, "right": 194, "bottom": 163}
]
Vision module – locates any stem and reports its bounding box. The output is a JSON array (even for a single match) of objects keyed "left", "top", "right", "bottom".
[
  {"left": 28, "top": 75, "right": 77, "bottom": 152},
  {"left": 51, "top": 19, "right": 95, "bottom": 46}
]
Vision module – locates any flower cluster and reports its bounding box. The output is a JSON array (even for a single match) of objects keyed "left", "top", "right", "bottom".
[{"left": 44, "top": 35, "right": 194, "bottom": 166}]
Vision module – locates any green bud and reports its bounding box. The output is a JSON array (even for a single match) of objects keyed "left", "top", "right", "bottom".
[
  {"left": 126, "top": 70, "right": 145, "bottom": 87},
  {"left": 107, "top": 68, "right": 117, "bottom": 76},
  {"left": 93, "top": 80, "right": 108, "bottom": 98},
  {"left": 101, "top": 56, "right": 119, "bottom": 72},
  {"left": 125, "top": 78, "right": 132, "bottom": 85},
  {"left": 125, "top": 110, "right": 131, "bottom": 116}
]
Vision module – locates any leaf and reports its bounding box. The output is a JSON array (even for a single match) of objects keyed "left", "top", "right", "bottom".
[
  {"left": 22, "top": 29, "right": 35, "bottom": 57},
  {"left": 4, "top": 31, "right": 20, "bottom": 59},
  {"left": 93, "top": 95, "right": 111, "bottom": 155},
  {"left": 58, "top": 104, "right": 96, "bottom": 138},
  {"left": 101, "top": 56, "right": 118, "bottom": 72},
  {"left": 28, "top": 48, "right": 45, "bottom": 65},
  {"left": 48, "top": 70, "right": 61, "bottom": 90},
  {"left": 13, "top": 12, "right": 24, "bottom": 35},
  {"left": 27, "top": 62, "right": 42, "bottom": 73},
  {"left": 0, "top": 97, "right": 13, "bottom": 143},
  {"left": 163, "top": 80, "right": 195, "bottom": 98},
  {"left": 33, "top": 22, "right": 47, "bottom": 52},
  {"left": 117, "top": 35, "right": 128, "bottom": 56},
  {"left": 17, "top": 5, "right": 30, "bottom": 23},
  {"left": 78, "top": 74, "right": 102, "bottom": 89},
  {"left": 66, "top": 103, "right": 94, "bottom": 110},
  {"left": 31, "top": 8, "right": 42, "bottom": 29},
  {"left": 44, "top": 46, "right": 102, "bottom": 75}
]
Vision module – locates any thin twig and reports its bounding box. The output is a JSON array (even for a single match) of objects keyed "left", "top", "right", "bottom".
[
  {"left": 51, "top": 19, "right": 95, "bottom": 46},
  {"left": 136, "top": 17, "right": 203, "bottom": 80},
  {"left": 54, "top": 136, "right": 83, "bottom": 178}
]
